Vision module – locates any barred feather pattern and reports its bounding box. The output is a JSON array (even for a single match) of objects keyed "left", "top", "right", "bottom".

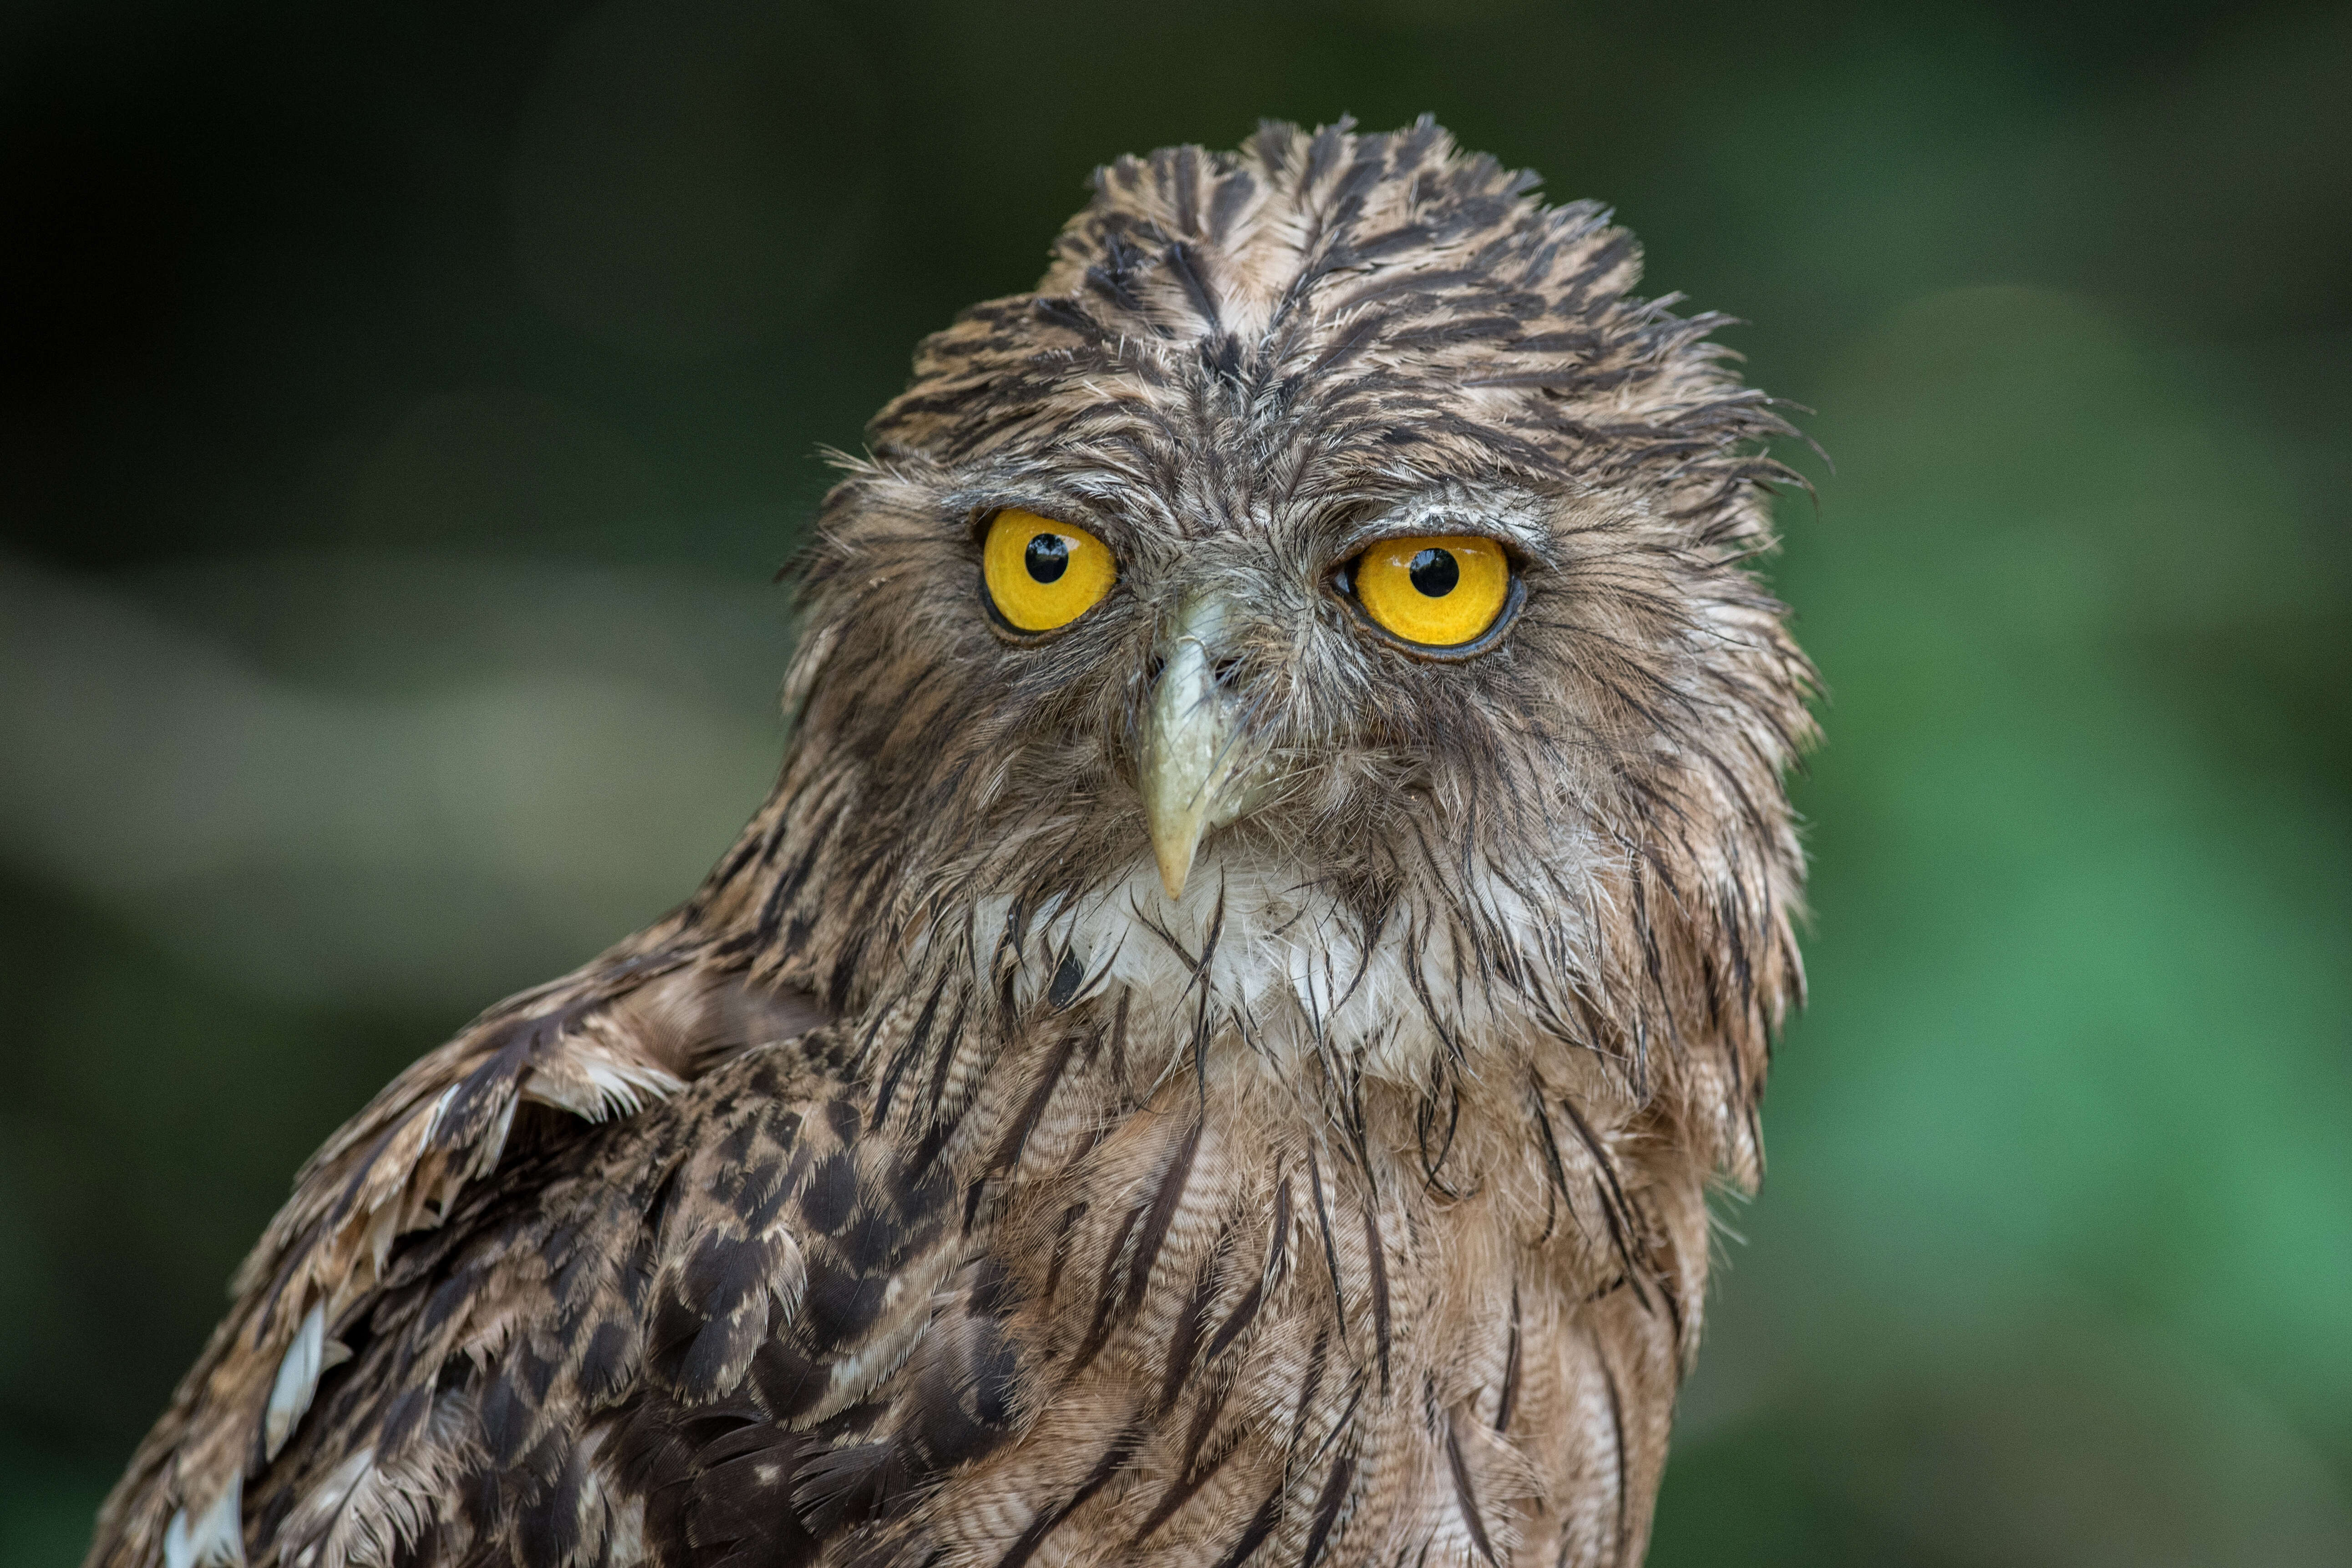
[{"left": 90, "top": 118, "right": 1814, "bottom": 1568}]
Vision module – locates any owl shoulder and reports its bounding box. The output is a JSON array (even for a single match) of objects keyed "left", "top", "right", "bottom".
[{"left": 86, "top": 939, "right": 833, "bottom": 1568}]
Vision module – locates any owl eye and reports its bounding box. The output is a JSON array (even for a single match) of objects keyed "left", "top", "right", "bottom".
[
  {"left": 982, "top": 508, "right": 1118, "bottom": 633},
  {"left": 1347, "top": 534, "right": 1515, "bottom": 650}
]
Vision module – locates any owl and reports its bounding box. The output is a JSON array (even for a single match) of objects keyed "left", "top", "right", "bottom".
[{"left": 89, "top": 118, "right": 1814, "bottom": 1568}]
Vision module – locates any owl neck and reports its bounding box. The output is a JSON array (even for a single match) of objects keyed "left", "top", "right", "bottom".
[
  {"left": 661, "top": 708, "right": 1775, "bottom": 1196},
  {"left": 671, "top": 758, "right": 1579, "bottom": 1129}
]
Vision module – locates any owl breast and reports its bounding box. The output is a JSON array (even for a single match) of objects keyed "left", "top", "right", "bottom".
[{"left": 868, "top": 899, "right": 1707, "bottom": 1568}]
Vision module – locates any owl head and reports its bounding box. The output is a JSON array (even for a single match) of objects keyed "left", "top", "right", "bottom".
[{"left": 716, "top": 119, "right": 1812, "bottom": 1178}]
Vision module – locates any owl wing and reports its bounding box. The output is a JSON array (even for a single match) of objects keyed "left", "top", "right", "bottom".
[
  {"left": 85, "top": 934, "right": 842, "bottom": 1568},
  {"left": 221, "top": 1037, "right": 1008, "bottom": 1568}
]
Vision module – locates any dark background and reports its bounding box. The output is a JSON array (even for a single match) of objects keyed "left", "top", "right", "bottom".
[{"left": 3, "top": 1, "right": 2347, "bottom": 1563}]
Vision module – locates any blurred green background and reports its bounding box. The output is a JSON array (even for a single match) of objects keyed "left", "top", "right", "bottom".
[{"left": 3, "top": 0, "right": 2346, "bottom": 1563}]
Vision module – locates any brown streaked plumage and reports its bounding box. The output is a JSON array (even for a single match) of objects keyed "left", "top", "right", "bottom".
[{"left": 90, "top": 117, "right": 1815, "bottom": 1568}]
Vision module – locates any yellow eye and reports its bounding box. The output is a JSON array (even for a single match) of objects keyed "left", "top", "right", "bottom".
[
  {"left": 1350, "top": 534, "right": 1514, "bottom": 648},
  {"left": 982, "top": 508, "right": 1118, "bottom": 633}
]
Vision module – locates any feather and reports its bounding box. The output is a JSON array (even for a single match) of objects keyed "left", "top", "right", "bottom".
[
  {"left": 162, "top": 1477, "right": 242, "bottom": 1568},
  {"left": 262, "top": 1304, "right": 327, "bottom": 1462}
]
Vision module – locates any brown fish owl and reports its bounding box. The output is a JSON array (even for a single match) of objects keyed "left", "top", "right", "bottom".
[{"left": 91, "top": 119, "right": 1814, "bottom": 1568}]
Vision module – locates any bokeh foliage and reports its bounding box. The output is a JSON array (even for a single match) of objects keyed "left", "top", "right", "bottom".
[{"left": 2, "top": 2, "right": 2345, "bottom": 1563}]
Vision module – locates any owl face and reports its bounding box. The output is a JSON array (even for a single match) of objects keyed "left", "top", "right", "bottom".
[
  {"left": 776, "top": 121, "right": 1810, "bottom": 1088},
  {"left": 858, "top": 446, "right": 1635, "bottom": 909}
]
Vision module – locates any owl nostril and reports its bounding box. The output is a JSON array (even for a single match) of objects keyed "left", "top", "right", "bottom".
[
  {"left": 1145, "top": 655, "right": 1167, "bottom": 686},
  {"left": 1211, "top": 655, "right": 1243, "bottom": 686}
]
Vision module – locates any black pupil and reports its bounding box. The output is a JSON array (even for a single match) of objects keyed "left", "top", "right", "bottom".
[
  {"left": 1408, "top": 548, "right": 1459, "bottom": 597},
  {"left": 1025, "top": 533, "right": 1070, "bottom": 584}
]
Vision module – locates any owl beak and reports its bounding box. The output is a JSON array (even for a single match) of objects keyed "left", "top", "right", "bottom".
[{"left": 1141, "top": 593, "right": 1254, "bottom": 900}]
